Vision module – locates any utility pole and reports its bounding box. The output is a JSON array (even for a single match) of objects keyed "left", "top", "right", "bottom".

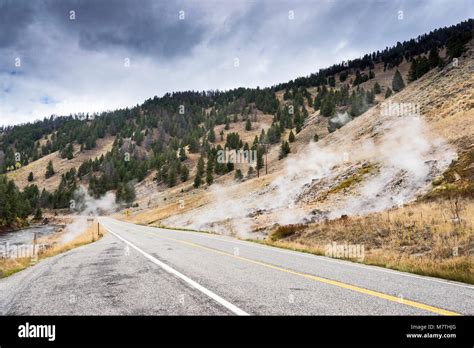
[
  {"left": 258, "top": 141, "right": 269, "bottom": 177},
  {"left": 265, "top": 143, "right": 268, "bottom": 175}
]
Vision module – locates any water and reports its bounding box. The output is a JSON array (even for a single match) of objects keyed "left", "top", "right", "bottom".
[{"left": 0, "top": 225, "right": 58, "bottom": 247}]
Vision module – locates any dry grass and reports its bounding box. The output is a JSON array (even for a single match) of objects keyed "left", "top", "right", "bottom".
[
  {"left": 0, "top": 221, "right": 105, "bottom": 278},
  {"left": 270, "top": 224, "right": 306, "bottom": 241},
  {"left": 268, "top": 198, "right": 474, "bottom": 283},
  {"left": 6, "top": 136, "right": 114, "bottom": 191}
]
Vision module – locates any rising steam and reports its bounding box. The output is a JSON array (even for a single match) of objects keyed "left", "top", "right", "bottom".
[
  {"left": 163, "top": 114, "right": 455, "bottom": 237},
  {"left": 61, "top": 186, "right": 118, "bottom": 242}
]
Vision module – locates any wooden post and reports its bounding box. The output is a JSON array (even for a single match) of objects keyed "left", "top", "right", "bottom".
[
  {"left": 32, "top": 232, "right": 37, "bottom": 259},
  {"left": 265, "top": 144, "right": 268, "bottom": 175}
]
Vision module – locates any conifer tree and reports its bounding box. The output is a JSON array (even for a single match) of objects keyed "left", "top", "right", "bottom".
[
  {"left": 208, "top": 126, "right": 216, "bottom": 143},
  {"left": 206, "top": 156, "right": 214, "bottom": 185},
  {"left": 279, "top": 141, "right": 290, "bottom": 160},
  {"left": 428, "top": 47, "right": 441, "bottom": 68},
  {"left": 45, "top": 160, "right": 55, "bottom": 179},
  {"left": 373, "top": 82, "right": 381, "bottom": 94},
  {"left": 288, "top": 130, "right": 295, "bottom": 143},
  {"left": 194, "top": 156, "right": 205, "bottom": 188},
  {"left": 179, "top": 147, "right": 187, "bottom": 161},
  {"left": 245, "top": 118, "right": 252, "bottom": 131},
  {"left": 234, "top": 169, "right": 243, "bottom": 181},
  {"left": 167, "top": 166, "right": 177, "bottom": 187},
  {"left": 392, "top": 70, "right": 405, "bottom": 92},
  {"left": 180, "top": 164, "right": 189, "bottom": 182},
  {"left": 320, "top": 94, "right": 335, "bottom": 117}
]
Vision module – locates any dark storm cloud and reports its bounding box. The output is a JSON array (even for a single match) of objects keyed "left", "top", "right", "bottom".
[
  {"left": 0, "top": 0, "right": 208, "bottom": 58},
  {"left": 0, "top": 0, "right": 36, "bottom": 48},
  {"left": 43, "top": 0, "right": 209, "bottom": 58},
  {"left": 0, "top": 0, "right": 472, "bottom": 126}
]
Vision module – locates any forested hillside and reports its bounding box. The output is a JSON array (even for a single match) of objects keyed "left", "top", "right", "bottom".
[{"left": 0, "top": 19, "right": 471, "bottom": 228}]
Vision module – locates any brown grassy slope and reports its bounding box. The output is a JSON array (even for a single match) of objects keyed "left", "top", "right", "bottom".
[
  {"left": 7, "top": 136, "right": 114, "bottom": 191},
  {"left": 126, "top": 44, "right": 473, "bottom": 230},
  {"left": 267, "top": 198, "right": 473, "bottom": 284}
]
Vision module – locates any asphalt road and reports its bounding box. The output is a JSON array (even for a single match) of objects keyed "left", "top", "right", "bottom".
[{"left": 0, "top": 217, "right": 472, "bottom": 315}]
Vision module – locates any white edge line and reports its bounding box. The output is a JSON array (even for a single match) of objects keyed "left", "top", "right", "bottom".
[
  {"left": 109, "top": 218, "right": 474, "bottom": 290},
  {"left": 100, "top": 221, "right": 249, "bottom": 316}
]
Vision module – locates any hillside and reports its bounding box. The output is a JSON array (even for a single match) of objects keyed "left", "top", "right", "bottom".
[
  {"left": 6, "top": 137, "right": 114, "bottom": 192},
  {"left": 119, "top": 39, "right": 474, "bottom": 282},
  {"left": 125, "top": 40, "right": 473, "bottom": 231},
  {"left": 0, "top": 20, "right": 472, "bottom": 283}
]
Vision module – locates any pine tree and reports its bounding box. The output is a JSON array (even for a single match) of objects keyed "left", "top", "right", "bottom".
[
  {"left": 328, "top": 76, "right": 336, "bottom": 87},
  {"left": 245, "top": 118, "right": 252, "bottom": 131},
  {"left": 179, "top": 147, "right": 187, "bottom": 161},
  {"left": 288, "top": 130, "right": 295, "bottom": 143},
  {"left": 45, "top": 160, "right": 55, "bottom": 179},
  {"left": 373, "top": 82, "right": 381, "bottom": 94},
  {"left": 34, "top": 207, "right": 43, "bottom": 220},
  {"left": 392, "top": 69, "right": 405, "bottom": 92},
  {"left": 349, "top": 89, "right": 367, "bottom": 117},
  {"left": 320, "top": 94, "right": 335, "bottom": 117},
  {"left": 428, "top": 47, "right": 441, "bottom": 68},
  {"left": 116, "top": 182, "right": 136, "bottom": 204},
  {"left": 257, "top": 147, "right": 264, "bottom": 170},
  {"left": 279, "top": 141, "right": 290, "bottom": 160},
  {"left": 167, "top": 166, "right": 177, "bottom": 187},
  {"left": 247, "top": 166, "right": 254, "bottom": 177},
  {"left": 339, "top": 71, "right": 348, "bottom": 82},
  {"left": 353, "top": 70, "right": 362, "bottom": 86},
  {"left": 28, "top": 172, "right": 34, "bottom": 182},
  {"left": 61, "top": 143, "right": 74, "bottom": 160},
  {"left": 234, "top": 169, "right": 243, "bottom": 181},
  {"left": 194, "top": 156, "right": 205, "bottom": 188},
  {"left": 208, "top": 126, "right": 216, "bottom": 143},
  {"left": 180, "top": 165, "right": 189, "bottom": 182},
  {"left": 193, "top": 173, "right": 202, "bottom": 188},
  {"left": 385, "top": 87, "right": 393, "bottom": 98},
  {"left": 409, "top": 58, "right": 418, "bottom": 82},
  {"left": 206, "top": 168, "right": 214, "bottom": 185}
]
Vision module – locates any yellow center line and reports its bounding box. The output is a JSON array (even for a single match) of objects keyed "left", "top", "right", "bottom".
[{"left": 133, "top": 226, "right": 460, "bottom": 316}]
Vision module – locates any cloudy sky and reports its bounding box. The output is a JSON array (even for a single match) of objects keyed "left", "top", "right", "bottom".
[{"left": 0, "top": 0, "right": 472, "bottom": 126}]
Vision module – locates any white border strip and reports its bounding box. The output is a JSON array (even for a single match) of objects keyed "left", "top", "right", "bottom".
[{"left": 101, "top": 221, "right": 249, "bottom": 316}]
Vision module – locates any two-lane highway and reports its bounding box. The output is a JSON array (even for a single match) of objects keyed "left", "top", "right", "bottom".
[{"left": 0, "top": 217, "right": 472, "bottom": 315}]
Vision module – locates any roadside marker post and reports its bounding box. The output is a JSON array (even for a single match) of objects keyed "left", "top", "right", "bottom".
[{"left": 32, "top": 232, "right": 37, "bottom": 264}]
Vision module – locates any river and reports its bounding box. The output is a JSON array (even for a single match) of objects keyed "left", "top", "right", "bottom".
[{"left": 0, "top": 225, "right": 59, "bottom": 248}]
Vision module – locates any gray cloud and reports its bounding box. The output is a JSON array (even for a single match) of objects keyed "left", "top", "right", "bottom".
[
  {"left": 43, "top": 0, "right": 209, "bottom": 58},
  {"left": 0, "top": 0, "right": 36, "bottom": 48},
  {"left": 0, "top": 0, "right": 472, "bottom": 126}
]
